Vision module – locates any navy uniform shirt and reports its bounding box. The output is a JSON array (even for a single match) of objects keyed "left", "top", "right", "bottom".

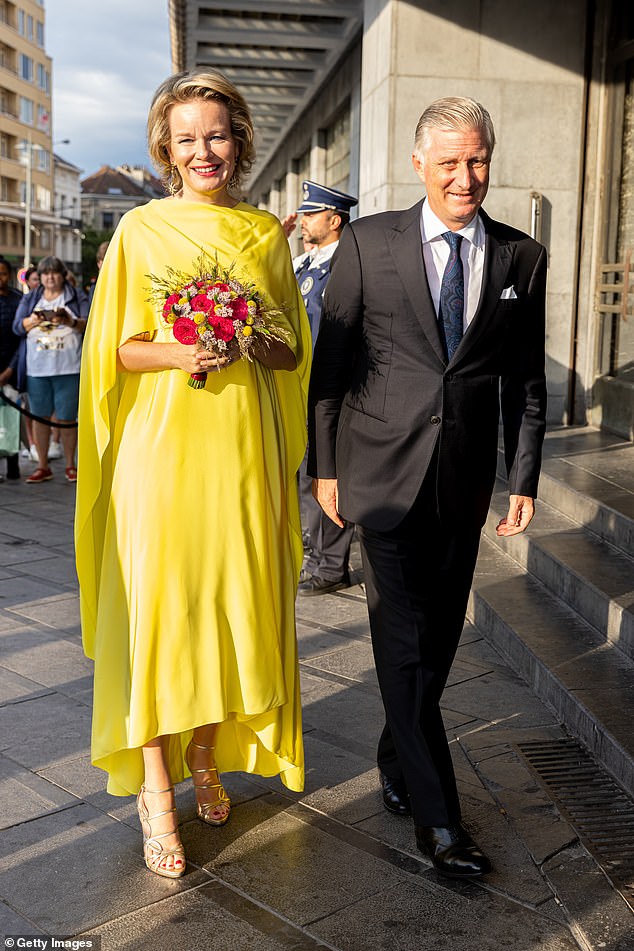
[{"left": 295, "top": 242, "right": 338, "bottom": 348}]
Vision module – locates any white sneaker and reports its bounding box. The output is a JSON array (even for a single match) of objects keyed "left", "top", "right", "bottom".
[
  {"left": 48, "top": 441, "right": 63, "bottom": 460},
  {"left": 20, "top": 445, "right": 31, "bottom": 459},
  {"left": 29, "top": 445, "right": 39, "bottom": 462}
]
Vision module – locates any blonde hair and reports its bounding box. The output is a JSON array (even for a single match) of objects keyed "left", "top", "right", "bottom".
[
  {"left": 414, "top": 97, "right": 495, "bottom": 158},
  {"left": 147, "top": 69, "right": 255, "bottom": 196}
]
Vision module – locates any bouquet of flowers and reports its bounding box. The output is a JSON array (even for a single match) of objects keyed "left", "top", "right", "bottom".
[{"left": 147, "top": 252, "right": 288, "bottom": 389}]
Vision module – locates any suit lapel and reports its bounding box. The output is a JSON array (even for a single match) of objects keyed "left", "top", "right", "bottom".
[{"left": 387, "top": 201, "right": 446, "bottom": 365}]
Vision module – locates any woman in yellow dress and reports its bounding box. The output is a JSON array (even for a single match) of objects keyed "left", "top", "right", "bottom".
[{"left": 75, "top": 69, "right": 311, "bottom": 878}]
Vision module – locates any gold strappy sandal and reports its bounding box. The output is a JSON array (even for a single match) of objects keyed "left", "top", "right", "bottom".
[
  {"left": 186, "top": 739, "right": 231, "bottom": 826},
  {"left": 137, "top": 784, "right": 186, "bottom": 879}
]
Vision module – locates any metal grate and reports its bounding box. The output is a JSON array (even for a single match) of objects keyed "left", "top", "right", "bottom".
[{"left": 517, "top": 738, "right": 634, "bottom": 907}]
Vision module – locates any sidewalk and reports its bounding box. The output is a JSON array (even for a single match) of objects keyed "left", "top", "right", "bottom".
[{"left": 0, "top": 457, "right": 632, "bottom": 951}]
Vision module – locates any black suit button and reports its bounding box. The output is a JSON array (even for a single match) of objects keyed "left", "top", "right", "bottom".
[{"left": 430, "top": 415, "right": 441, "bottom": 425}]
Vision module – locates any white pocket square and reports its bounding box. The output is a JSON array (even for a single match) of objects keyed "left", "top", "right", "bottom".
[{"left": 499, "top": 286, "right": 518, "bottom": 300}]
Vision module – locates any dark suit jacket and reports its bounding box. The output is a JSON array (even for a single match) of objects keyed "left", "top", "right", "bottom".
[{"left": 307, "top": 201, "right": 547, "bottom": 531}]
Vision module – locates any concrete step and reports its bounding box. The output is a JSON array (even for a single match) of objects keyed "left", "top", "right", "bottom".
[
  {"left": 498, "top": 426, "right": 634, "bottom": 558},
  {"left": 484, "top": 483, "right": 634, "bottom": 663},
  {"left": 468, "top": 535, "right": 634, "bottom": 797}
]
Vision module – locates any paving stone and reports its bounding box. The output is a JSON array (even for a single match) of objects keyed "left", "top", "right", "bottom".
[
  {"left": 0, "top": 634, "right": 93, "bottom": 704},
  {"left": 466, "top": 748, "right": 578, "bottom": 865},
  {"left": 15, "top": 554, "right": 78, "bottom": 586},
  {"left": 0, "top": 666, "right": 53, "bottom": 706},
  {"left": 296, "top": 620, "right": 366, "bottom": 660},
  {"left": 6, "top": 591, "right": 80, "bottom": 632},
  {"left": 0, "top": 753, "right": 78, "bottom": 828},
  {"left": 84, "top": 879, "right": 329, "bottom": 951},
  {"left": 0, "top": 536, "right": 51, "bottom": 567},
  {"left": 0, "top": 900, "right": 44, "bottom": 937},
  {"left": 0, "top": 801, "right": 210, "bottom": 935},
  {"left": 543, "top": 843, "right": 634, "bottom": 951},
  {"left": 310, "top": 878, "right": 578, "bottom": 950},
  {"left": 0, "top": 574, "right": 64, "bottom": 609},
  {"left": 0, "top": 691, "right": 91, "bottom": 768},
  {"left": 187, "top": 793, "right": 411, "bottom": 927},
  {"left": 300, "top": 639, "right": 379, "bottom": 686},
  {"left": 300, "top": 670, "right": 383, "bottom": 759},
  {"left": 0, "top": 508, "right": 75, "bottom": 546}
]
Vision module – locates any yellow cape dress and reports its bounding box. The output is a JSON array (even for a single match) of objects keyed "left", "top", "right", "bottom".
[{"left": 75, "top": 199, "right": 312, "bottom": 796}]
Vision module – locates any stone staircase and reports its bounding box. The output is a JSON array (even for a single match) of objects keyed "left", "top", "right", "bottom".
[{"left": 469, "top": 425, "right": 634, "bottom": 795}]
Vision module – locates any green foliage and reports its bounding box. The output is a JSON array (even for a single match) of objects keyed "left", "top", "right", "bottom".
[{"left": 82, "top": 227, "right": 113, "bottom": 289}]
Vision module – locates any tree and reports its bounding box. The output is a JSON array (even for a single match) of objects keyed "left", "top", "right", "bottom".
[{"left": 82, "top": 226, "right": 114, "bottom": 290}]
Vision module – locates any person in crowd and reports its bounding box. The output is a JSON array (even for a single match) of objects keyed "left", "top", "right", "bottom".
[
  {"left": 286, "top": 182, "right": 358, "bottom": 596},
  {"left": 20, "top": 266, "right": 40, "bottom": 459},
  {"left": 75, "top": 68, "right": 311, "bottom": 880},
  {"left": 0, "top": 259, "right": 23, "bottom": 481},
  {"left": 307, "top": 97, "right": 547, "bottom": 877},
  {"left": 87, "top": 240, "right": 110, "bottom": 308},
  {"left": 24, "top": 266, "right": 40, "bottom": 291},
  {"left": 13, "top": 256, "right": 88, "bottom": 484}
]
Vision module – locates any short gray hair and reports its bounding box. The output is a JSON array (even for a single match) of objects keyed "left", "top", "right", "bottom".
[{"left": 414, "top": 97, "right": 496, "bottom": 157}]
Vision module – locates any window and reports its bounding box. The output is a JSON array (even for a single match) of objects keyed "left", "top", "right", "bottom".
[
  {"left": 37, "top": 103, "right": 49, "bottom": 131},
  {"left": 36, "top": 64, "right": 49, "bottom": 93},
  {"left": 0, "top": 133, "right": 8, "bottom": 158},
  {"left": 36, "top": 21, "right": 44, "bottom": 46},
  {"left": 19, "top": 54, "right": 33, "bottom": 82},
  {"left": 18, "top": 10, "right": 25, "bottom": 35},
  {"left": 36, "top": 185, "right": 50, "bottom": 210},
  {"left": 19, "top": 181, "right": 35, "bottom": 205},
  {"left": 36, "top": 147, "right": 49, "bottom": 173},
  {"left": 27, "top": 14, "right": 33, "bottom": 40},
  {"left": 102, "top": 211, "right": 114, "bottom": 228},
  {"left": 19, "top": 97, "right": 33, "bottom": 124}
]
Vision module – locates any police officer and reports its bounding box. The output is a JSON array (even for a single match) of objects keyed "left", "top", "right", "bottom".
[{"left": 290, "top": 181, "right": 358, "bottom": 596}]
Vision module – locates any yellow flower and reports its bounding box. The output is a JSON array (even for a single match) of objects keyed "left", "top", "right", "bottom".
[
  {"left": 178, "top": 297, "right": 188, "bottom": 307},
  {"left": 197, "top": 324, "right": 206, "bottom": 336},
  {"left": 246, "top": 316, "right": 255, "bottom": 326},
  {"left": 192, "top": 311, "right": 206, "bottom": 324},
  {"left": 242, "top": 325, "right": 253, "bottom": 337}
]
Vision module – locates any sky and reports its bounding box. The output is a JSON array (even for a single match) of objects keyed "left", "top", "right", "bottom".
[{"left": 46, "top": 0, "right": 172, "bottom": 179}]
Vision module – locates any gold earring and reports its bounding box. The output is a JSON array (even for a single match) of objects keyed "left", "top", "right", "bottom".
[{"left": 167, "top": 164, "right": 179, "bottom": 197}]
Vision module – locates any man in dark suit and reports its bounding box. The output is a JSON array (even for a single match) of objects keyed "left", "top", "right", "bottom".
[{"left": 307, "top": 97, "right": 547, "bottom": 877}]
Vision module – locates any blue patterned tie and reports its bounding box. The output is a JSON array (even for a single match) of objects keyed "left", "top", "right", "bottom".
[{"left": 438, "top": 232, "right": 464, "bottom": 361}]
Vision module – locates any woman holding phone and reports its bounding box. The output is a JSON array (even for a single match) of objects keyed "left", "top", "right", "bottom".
[{"left": 13, "top": 256, "right": 88, "bottom": 483}]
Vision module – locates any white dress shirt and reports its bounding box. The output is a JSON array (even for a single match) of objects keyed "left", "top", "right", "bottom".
[{"left": 420, "top": 200, "right": 486, "bottom": 330}]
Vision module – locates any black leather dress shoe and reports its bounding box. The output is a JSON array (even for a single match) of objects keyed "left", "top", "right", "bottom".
[
  {"left": 297, "top": 574, "right": 349, "bottom": 597},
  {"left": 379, "top": 770, "right": 411, "bottom": 816},
  {"left": 415, "top": 824, "right": 491, "bottom": 877}
]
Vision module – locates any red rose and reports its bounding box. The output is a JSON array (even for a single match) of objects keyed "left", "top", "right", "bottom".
[
  {"left": 210, "top": 315, "right": 235, "bottom": 342},
  {"left": 190, "top": 294, "right": 213, "bottom": 312},
  {"left": 163, "top": 292, "right": 180, "bottom": 318},
  {"left": 228, "top": 296, "right": 249, "bottom": 320},
  {"left": 172, "top": 316, "right": 198, "bottom": 345},
  {"left": 212, "top": 282, "right": 230, "bottom": 294}
]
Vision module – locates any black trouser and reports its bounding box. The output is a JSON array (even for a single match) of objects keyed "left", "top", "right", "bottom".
[
  {"left": 299, "top": 455, "right": 354, "bottom": 582},
  {"left": 359, "top": 479, "right": 481, "bottom": 827}
]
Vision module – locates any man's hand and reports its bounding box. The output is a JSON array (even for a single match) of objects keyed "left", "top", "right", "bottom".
[
  {"left": 312, "top": 477, "right": 344, "bottom": 527},
  {"left": 281, "top": 213, "right": 298, "bottom": 238},
  {"left": 496, "top": 495, "right": 535, "bottom": 536}
]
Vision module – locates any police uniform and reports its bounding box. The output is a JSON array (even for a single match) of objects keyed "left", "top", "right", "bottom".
[{"left": 294, "top": 181, "right": 358, "bottom": 594}]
